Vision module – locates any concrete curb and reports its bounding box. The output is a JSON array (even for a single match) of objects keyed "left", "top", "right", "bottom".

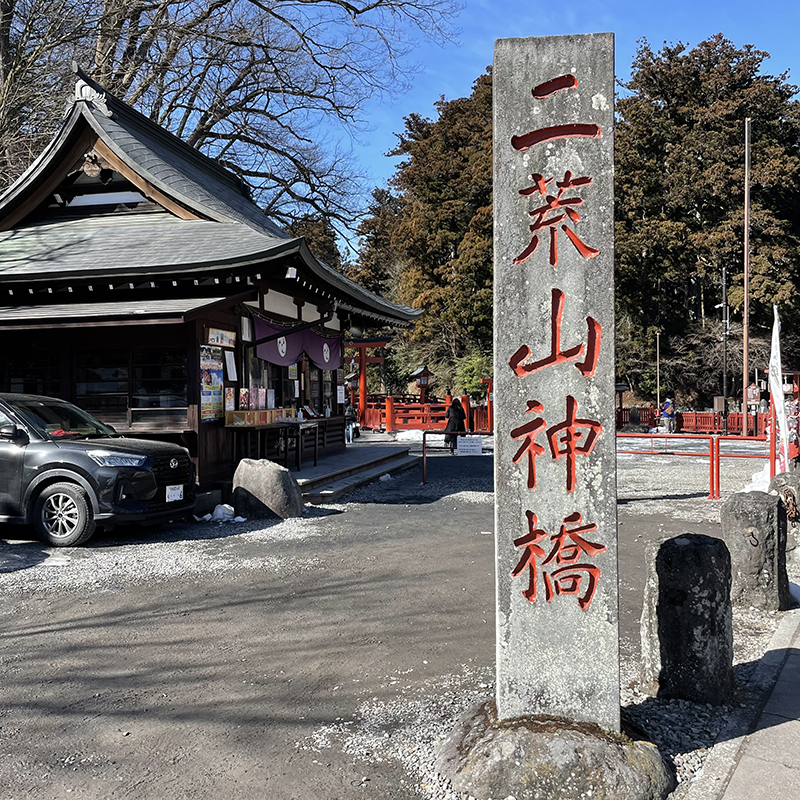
[{"left": 683, "top": 605, "right": 800, "bottom": 800}]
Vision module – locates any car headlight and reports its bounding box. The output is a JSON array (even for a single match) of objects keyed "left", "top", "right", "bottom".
[{"left": 87, "top": 450, "right": 147, "bottom": 468}]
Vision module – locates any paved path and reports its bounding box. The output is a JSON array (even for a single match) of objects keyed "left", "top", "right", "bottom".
[{"left": 721, "top": 612, "right": 800, "bottom": 800}]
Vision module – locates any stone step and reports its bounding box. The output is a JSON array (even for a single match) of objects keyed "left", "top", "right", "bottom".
[
  {"left": 295, "top": 446, "right": 412, "bottom": 493},
  {"left": 302, "top": 454, "right": 419, "bottom": 504}
]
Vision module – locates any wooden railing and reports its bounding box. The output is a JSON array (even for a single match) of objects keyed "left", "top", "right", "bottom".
[{"left": 359, "top": 397, "right": 492, "bottom": 433}]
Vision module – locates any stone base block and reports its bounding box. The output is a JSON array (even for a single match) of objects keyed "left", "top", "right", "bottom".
[
  {"left": 232, "top": 458, "right": 304, "bottom": 520},
  {"left": 435, "top": 700, "right": 674, "bottom": 800}
]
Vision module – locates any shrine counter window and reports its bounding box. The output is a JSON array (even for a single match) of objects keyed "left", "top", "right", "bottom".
[{"left": 1, "top": 350, "right": 62, "bottom": 398}]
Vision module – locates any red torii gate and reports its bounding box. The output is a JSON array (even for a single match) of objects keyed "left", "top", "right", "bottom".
[{"left": 345, "top": 338, "right": 387, "bottom": 423}]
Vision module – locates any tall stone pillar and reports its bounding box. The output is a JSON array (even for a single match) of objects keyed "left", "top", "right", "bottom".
[{"left": 493, "top": 34, "right": 619, "bottom": 731}]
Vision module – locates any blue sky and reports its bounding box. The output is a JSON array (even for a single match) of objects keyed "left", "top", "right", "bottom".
[{"left": 354, "top": 0, "right": 800, "bottom": 190}]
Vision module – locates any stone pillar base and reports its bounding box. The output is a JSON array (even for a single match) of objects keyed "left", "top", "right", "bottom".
[{"left": 435, "top": 700, "right": 674, "bottom": 800}]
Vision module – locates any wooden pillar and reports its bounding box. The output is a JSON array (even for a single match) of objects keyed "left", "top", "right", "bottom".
[
  {"left": 461, "top": 394, "right": 471, "bottom": 431},
  {"left": 358, "top": 345, "right": 367, "bottom": 424}
]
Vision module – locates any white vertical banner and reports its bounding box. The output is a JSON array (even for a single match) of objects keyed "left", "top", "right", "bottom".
[{"left": 768, "top": 305, "right": 790, "bottom": 472}]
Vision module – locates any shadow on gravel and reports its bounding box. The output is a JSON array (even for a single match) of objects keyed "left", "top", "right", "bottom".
[
  {"left": 339, "top": 455, "right": 494, "bottom": 506},
  {"left": 622, "top": 651, "right": 797, "bottom": 767},
  {"left": 618, "top": 491, "right": 710, "bottom": 504},
  {"left": 0, "top": 539, "right": 50, "bottom": 573}
]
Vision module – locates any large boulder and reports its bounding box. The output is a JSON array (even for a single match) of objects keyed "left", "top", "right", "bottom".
[
  {"left": 232, "top": 458, "right": 303, "bottom": 519},
  {"left": 435, "top": 700, "right": 674, "bottom": 800},
  {"left": 640, "top": 534, "right": 733, "bottom": 705},
  {"left": 720, "top": 491, "right": 790, "bottom": 610}
]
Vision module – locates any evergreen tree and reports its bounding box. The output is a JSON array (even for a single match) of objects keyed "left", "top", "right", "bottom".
[
  {"left": 616, "top": 35, "right": 800, "bottom": 400},
  {"left": 353, "top": 70, "right": 494, "bottom": 394},
  {"left": 287, "top": 214, "right": 345, "bottom": 272}
]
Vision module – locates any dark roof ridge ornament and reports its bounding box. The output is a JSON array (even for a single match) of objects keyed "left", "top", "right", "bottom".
[{"left": 68, "top": 61, "right": 113, "bottom": 119}]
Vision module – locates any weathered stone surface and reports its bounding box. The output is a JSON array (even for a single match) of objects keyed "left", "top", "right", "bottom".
[
  {"left": 720, "top": 491, "right": 790, "bottom": 610},
  {"left": 232, "top": 458, "right": 303, "bottom": 519},
  {"left": 435, "top": 700, "right": 674, "bottom": 800},
  {"left": 769, "top": 472, "right": 800, "bottom": 562},
  {"left": 640, "top": 534, "right": 733, "bottom": 705},
  {"left": 493, "top": 33, "right": 620, "bottom": 731}
]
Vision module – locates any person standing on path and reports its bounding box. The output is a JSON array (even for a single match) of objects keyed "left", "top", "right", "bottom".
[
  {"left": 444, "top": 397, "right": 467, "bottom": 454},
  {"left": 662, "top": 397, "right": 676, "bottom": 433},
  {"left": 344, "top": 402, "right": 357, "bottom": 443}
]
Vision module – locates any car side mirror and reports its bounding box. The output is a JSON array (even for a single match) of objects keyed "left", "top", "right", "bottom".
[{"left": 0, "top": 423, "right": 18, "bottom": 440}]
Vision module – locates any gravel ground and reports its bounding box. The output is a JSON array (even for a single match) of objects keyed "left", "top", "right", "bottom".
[
  {"left": 297, "top": 447, "right": 797, "bottom": 800},
  {"left": 1, "top": 441, "right": 796, "bottom": 800}
]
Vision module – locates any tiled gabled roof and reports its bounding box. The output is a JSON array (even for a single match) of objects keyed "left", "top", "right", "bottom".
[{"left": 0, "top": 66, "right": 422, "bottom": 325}]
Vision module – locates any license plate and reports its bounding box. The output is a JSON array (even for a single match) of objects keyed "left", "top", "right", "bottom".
[{"left": 166, "top": 484, "right": 184, "bottom": 503}]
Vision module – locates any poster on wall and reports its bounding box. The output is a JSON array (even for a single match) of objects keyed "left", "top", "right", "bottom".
[
  {"left": 200, "top": 346, "right": 224, "bottom": 422},
  {"left": 225, "top": 387, "right": 235, "bottom": 411},
  {"left": 258, "top": 388, "right": 266, "bottom": 409},
  {"left": 224, "top": 350, "right": 237, "bottom": 382},
  {"left": 239, "top": 388, "right": 249, "bottom": 410},
  {"left": 207, "top": 327, "right": 236, "bottom": 348},
  {"left": 293, "top": 380, "right": 300, "bottom": 398},
  {"left": 288, "top": 363, "right": 298, "bottom": 380},
  {"left": 267, "top": 389, "right": 275, "bottom": 409},
  {"left": 337, "top": 385, "right": 346, "bottom": 404}
]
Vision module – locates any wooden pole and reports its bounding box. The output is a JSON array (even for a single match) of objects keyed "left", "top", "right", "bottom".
[
  {"left": 743, "top": 118, "right": 751, "bottom": 436},
  {"left": 358, "top": 346, "right": 367, "bottom": 424},
  {"left": 742, "top": 117, "right": 750, "bottom": 436}
]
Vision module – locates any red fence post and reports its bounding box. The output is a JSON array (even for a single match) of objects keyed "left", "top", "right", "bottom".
[
  {"left": 708, "top": 437, "right": 715, "bottom": 499},
  {"left": 385, "top": 396, "right": 395, "bottom": 433},
  {"left": 461, "top": 394, "right": 470, "bottom": 431}
]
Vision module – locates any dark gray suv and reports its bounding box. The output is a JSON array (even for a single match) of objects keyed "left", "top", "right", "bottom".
[{"left": 0, "top": 393, "right": 195, "bottom": 546}]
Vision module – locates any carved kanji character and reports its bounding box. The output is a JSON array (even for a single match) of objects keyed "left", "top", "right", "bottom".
[
  {"left": 508, "top": 288, "right": 602, "bottom": 378},
  {"left": 546, "top": 396, "right": 603, "bottom": 492}
]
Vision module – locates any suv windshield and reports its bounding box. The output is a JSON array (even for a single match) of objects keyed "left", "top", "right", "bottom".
[{"left": 8, "top": 398, "right": 116, "bottom": 440}]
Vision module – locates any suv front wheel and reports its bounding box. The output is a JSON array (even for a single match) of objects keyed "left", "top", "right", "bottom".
[{"left": 33, "top": 482, "right": 97, "bottom": 547}]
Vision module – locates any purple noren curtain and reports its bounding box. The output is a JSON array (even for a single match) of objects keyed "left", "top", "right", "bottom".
[{"left": 253, "top": 316, "right": 342, "bottom": 370}]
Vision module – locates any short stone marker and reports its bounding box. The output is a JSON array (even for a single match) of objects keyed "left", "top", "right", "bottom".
[
  {"left": 720, "top": 491, "right": 790, "bottom": 610},
  {"left": 232, "top": 458, "right": 304, "bottom": 519},
  {"left": 640, "top": 534, "right": 733, "bottom": 705},
  {"left": 769, "top": 472, "right": 800, "bottom": 566}
]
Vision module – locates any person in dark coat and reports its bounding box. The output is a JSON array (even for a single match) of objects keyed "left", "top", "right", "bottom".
[{"left": 444, "top": 397, "right": 467, "bottom": 454}]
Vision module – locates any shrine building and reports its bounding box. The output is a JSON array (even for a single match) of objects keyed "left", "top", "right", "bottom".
[{"left": 0, "top": 66, "right": 420, "bottom": 488}]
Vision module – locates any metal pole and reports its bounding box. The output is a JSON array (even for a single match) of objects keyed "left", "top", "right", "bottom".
[
  {"left": 722, "top": 262, "right": 728, "bottom": 435},
  {"left": 743, "top": 117, "right": 751, "bottom": 436},
  {"left": 656, "top": 330, "right": 661, "bottom": 410}
]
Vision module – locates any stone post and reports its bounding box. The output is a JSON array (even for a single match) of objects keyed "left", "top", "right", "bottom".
[
  {"left": 720, "top": 490, "right": 790, "bottom": 610},
  {"left": 493, "top": 34, "right": 619, "bottom": 731},
  {"left": 640, "top": 534, "right": 733, "bottom": 705}
]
